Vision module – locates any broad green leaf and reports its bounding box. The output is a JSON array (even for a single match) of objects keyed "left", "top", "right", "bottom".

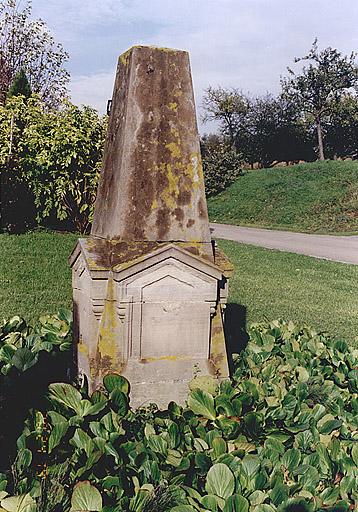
[
  {"left": 48, "top": 383, "right": 83, "bottom": 415},
  {"left": 205, "top": 463, "right": 235, "bottom": 499},
  {"left": 0, "top": 494, "right": 36, "bottom": 512},
  {"left": 296, "top": 366, "right": 309, "bottom": 382},
  {"left": 269, "top": 483, "right": 288, "bottom": 507},
  {"left": 11, "top": 348, "right": 38, "bottom": 372},
  {"left": 201, "top": 495, "right": 219, "bottom": 511},
  {"left": 320, "top": 486, "right": 340, "bottom": 506},
  {"left": 70, "top": 429, "right": 94, "bottom": 457},
  {"left": 223, "top": 494, "right": 249, "bottom": 512},
  {"left": 212, "top": 437, "right": 227, "bottom": 458},
  {"left": 15, "top": 449, "right": 32, "bottom": 474},
  {"left": 48, "top": 411, "right": 68, "bottom": 453},
  {"left": 110, "top": 390, "right": 128, "bottom": 417},
  {"left": 352, "top": 444, "right": 358, "bottom": 465},
  {"left": 253, "top": 505, "right": 276, "bottom": 512},
  {"left": 70, "top": 481, "right": 102, "bottom": 511},
  {"left": 128, "top": 489, "right": 151, "bottom": 512},
  {"left": 241, "top": 455, "right": 260, "bottom": 479},
  {"left": 248, "top": 491, "right": 265, "bottom": 506},
  {"left": 195, "top": 453, "right": 211, "bottom": 473},
  {"left": 319, "top": 419, "right": 342, "bottom": 434},
  {"left": 103, "top": 374, "right": 130, "bottom": 395},
  {"left": 166, "top": 449, "right": 182, "bottom": 467},
  {"left": 215, "top": 395, "right": 235, "bottom": 416},
  {"left": 281, "top": 449, "right": 301, "bottom": 472},
  {"left": 146, "top": 435, "right": 168, "bottom": 456},
  {"left": 242, "top": 412, "right": 262, "bottom": 438},
  {"left": 187, "top": 389, "right": 216, "bottom": 420}
]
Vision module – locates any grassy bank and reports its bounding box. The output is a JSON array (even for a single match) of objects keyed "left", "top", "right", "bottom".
[
  {"left": 208, "top": 160, "right": 358, "bottom": 234},
  {"left": 1, "top": 231, "right": 357, "bottom": 345}
]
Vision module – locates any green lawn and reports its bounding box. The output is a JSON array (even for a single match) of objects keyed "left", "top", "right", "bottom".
[
  {"left": 219, "top": 240, "right": 358, "bottom": 345},
  {"left": 208, "top": 160, "right": 358, "bottom": 234},
  {"left": 1, "top": 232, "right": 357, "bottom": 345},
  {"left": 0, "top": 231, "right": 77, "bottom": 322}
]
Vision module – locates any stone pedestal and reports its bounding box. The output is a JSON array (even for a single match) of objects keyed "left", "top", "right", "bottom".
[{"left": 69, "top": 46, "right": 234, "bottom": 407}]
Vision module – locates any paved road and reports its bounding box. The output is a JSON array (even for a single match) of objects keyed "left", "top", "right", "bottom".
[{"left": 210, "top": 223, "right": 358, "bottom": 265}]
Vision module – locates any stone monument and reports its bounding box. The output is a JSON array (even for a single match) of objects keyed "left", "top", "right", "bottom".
[{"left": 69, "top": 45, "right": 233, "bottom": 407}]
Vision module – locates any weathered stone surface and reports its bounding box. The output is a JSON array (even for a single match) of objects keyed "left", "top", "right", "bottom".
[
  {"left": 91, "top": 45, "right": 211, "bottom": 246},
  {"left": 70, "top": 46, "right": 233, "bottom": 407}
]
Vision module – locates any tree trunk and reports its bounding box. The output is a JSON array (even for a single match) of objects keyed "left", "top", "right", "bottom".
[{"left": 316, "top": 118, "right": 325, "bottom": 160}]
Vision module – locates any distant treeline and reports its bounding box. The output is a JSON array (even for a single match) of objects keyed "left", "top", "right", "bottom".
[{"left": 201, "top": 40, "right": 358, "bottom": 168}]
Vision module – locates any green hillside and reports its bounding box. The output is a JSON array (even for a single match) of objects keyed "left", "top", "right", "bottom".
[{"left": 208, "top": 160, "right": 358, "bottom": 233}]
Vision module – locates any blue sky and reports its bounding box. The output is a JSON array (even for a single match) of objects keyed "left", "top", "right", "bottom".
[{"left": 31, "top": 0, "right": 358, "bottom": 131}]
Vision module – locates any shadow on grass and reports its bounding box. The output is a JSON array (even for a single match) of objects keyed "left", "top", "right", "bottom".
[{"left": 224, "top": 303, "right": 249, "bottom": 375}]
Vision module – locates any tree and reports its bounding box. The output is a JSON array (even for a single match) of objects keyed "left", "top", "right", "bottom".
[
  {"left": 7, "top": 68, "right": 31, "bottom": 99},
  {"left": 0, "top": 0, "right": 69, "bottom": 107},
  {"left": 201, "top": 87, "right": 249, "bottom": 147},
  {"left": 239, "top": 94, "right": 315, "bottom": 168},
  {"left": 324, "top": 93, "right": 358, "bottom": 159},
  {"left": 281, "top": 39, "right": 358, "bottom": 160},
  {"left": 202, "top": 88, "right": 314, "bottom": 168}
]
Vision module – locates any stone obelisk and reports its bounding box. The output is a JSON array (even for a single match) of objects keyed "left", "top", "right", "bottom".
[{"left": 69, "top": 46, "right": 233, "bottom": 407}]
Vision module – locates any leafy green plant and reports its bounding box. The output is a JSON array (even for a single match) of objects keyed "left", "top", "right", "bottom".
[
  {"left": 0, "top": 309, "right": 72, "bottom": 375},
  {"left": 2, "top": 320, "right": 357, "bottom": 511},
  {"left": 0, "top": 95, "right": 106, "bottom": 233},
  {"left": 201, "top": 137, "right": 243, "bottom": 197},
  {"left": 0, "top": 310, "right": 72, "bottom": 471}
]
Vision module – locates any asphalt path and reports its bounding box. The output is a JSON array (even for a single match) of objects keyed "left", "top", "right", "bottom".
[{"left": 210, "top": 223, "right": 358, "bottom": 265}]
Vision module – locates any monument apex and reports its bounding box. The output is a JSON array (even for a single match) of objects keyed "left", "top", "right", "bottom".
[{"left": 91, "top": 45, "right": 211, "bottom": 245}]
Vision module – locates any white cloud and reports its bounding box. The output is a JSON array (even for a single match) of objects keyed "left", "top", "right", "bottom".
[{"left": 70, "top": 71, "right": 115, "bottom": 113}]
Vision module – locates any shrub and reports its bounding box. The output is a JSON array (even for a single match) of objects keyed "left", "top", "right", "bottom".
[
  {"left": 201, "top": 136, "right": 243, "bottom": 196},
  {"left": 0, "top": 95, "right": 106, "bottom": 233},
  {"left": 2, "top": 319, "right": 357, "bottom": 510}
]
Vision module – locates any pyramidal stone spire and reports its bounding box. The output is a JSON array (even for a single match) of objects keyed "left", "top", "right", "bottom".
[
  {"left": 70, "top": 46, "right": 234, "bottom": 407},
  {"left": 91, "top": 45, "right": 211, "bottom": 246}
]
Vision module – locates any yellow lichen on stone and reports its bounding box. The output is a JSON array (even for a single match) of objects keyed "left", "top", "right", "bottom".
[
  {"left": 165, "top": 141, "right": 181, "bottom": 159},
  {"left": 120, "top": 49, "right": 131, "bottom": 66},
  {"left": 161, "top": 163, "right": 180, "bottom": 209},
  {"left": 78, "top": 338, "right": 89, "bottom": 356},
  {"left": 170, "top": 126, "right": 180, "bottom": 139},
  {"left": 168, "top": 102, "right": 178, "bottom": 112},
  {"left": 210, "top": 306, "right": 229, "bottom": 378},
  {"left": 174, "top": 89, "right": 183, "bottom": 97},
  {"left": 143, "top": 355, "right": 193, "bottom": 362},
  {"left": 97, "top": 278, "right": 118, "bottom": 361},
  {"left": 87, "top": 257, "right": 101, "bottom": 270}
]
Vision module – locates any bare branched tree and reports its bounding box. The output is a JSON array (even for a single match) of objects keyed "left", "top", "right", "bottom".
[{"left": 0, "top": 0, "right": 69, "bottom": 107}]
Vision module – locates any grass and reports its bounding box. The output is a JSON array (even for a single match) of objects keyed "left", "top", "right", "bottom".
[
  {"left": 208, "top": 160, "right": 358, "bottom": 234},
  {"left": 0, "top": 231, "right": 77, "bottom": 322},
  {"left": 219, "top": 239, "right": 358, "bottom": 345},
  {"left": 1, "top": 231, "right": 357, "bottom": 345}
]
